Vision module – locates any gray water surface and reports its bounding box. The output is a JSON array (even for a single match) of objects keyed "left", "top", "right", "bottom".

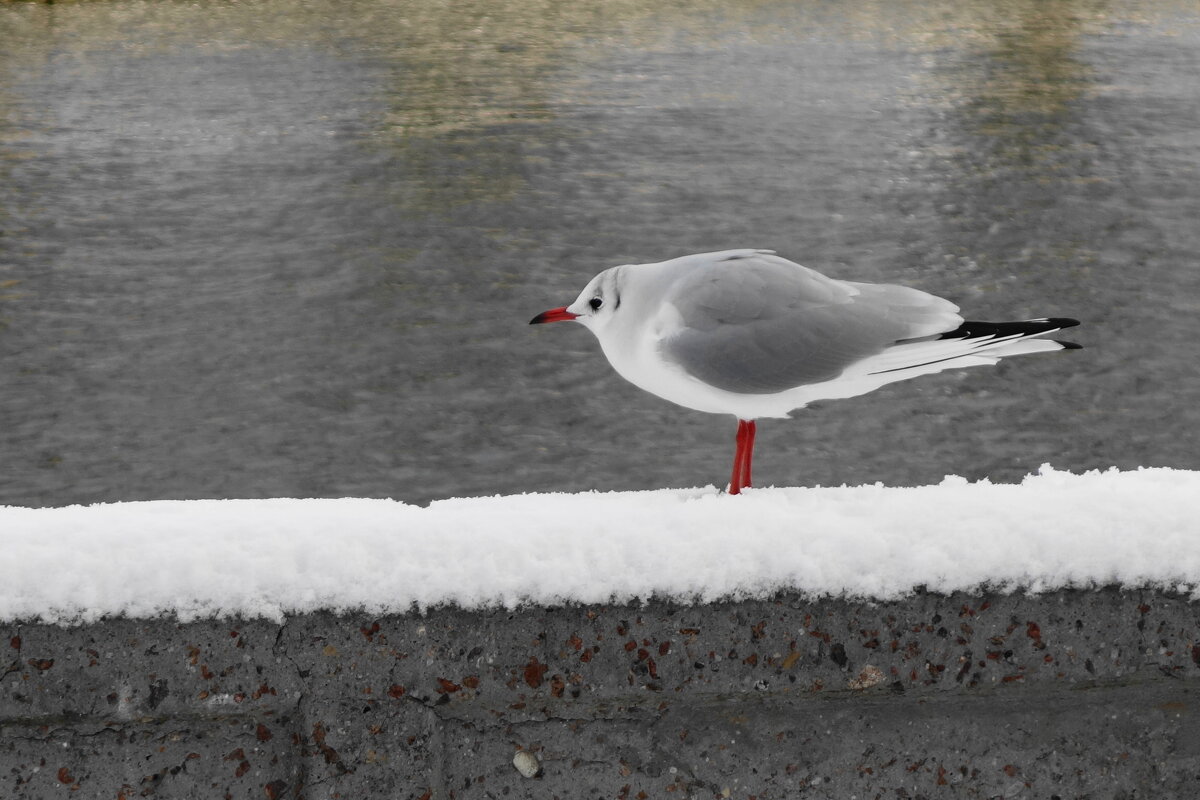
[{"left": 2, "top": 0, "right": 1198, "bottom": 506}]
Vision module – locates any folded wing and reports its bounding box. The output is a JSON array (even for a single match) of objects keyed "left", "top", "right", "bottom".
[{"left": 660, "top": 251, "right": 963, "bottom": 394}]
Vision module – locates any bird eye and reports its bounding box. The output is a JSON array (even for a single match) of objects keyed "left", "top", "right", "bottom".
[{"left": 589, "top": 297, "right": 603, "bottom": 310}]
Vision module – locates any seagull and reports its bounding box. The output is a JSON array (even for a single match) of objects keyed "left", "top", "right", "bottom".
[{"left": 530, "top": 249, "right": 1080, "bottom": 494}]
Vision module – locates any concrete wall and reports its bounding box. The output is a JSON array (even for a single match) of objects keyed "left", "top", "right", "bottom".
[{"left": 3, "top": 587, "right": 1198, "bottom": 799}]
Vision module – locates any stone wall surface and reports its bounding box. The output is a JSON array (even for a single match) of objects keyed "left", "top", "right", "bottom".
[{"left": 3, "top": 588, "right": 1199, "bottom": 799}]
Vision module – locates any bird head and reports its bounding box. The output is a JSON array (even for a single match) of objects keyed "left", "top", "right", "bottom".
[{"left": 529, "top": 267, "right": 621, "bottom": 331}]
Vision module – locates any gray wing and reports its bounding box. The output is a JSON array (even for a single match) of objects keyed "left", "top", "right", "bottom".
[{"left": 660, "top": 252, "right": 962, "bottom": 394}]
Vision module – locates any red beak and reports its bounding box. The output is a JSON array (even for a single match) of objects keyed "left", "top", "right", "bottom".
[{"left": 529, "top": 306, "right": 579, "bottom": 324}]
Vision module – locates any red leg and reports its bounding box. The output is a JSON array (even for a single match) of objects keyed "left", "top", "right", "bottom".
[
  {"left": 729, "top": 419, "right": 756, "bottom": 495},
  {"left": 742, "top": 420, "right": 756, "bottom": 489}
]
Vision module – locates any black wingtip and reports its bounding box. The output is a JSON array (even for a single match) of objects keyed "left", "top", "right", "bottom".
[
  {"left": 1047, "top": 318, "right": 1081, "bottom": 349},
  {"left": 1044, "top": 317, "right": 1081, "bottom": 330},
  {"left": 939, "top": 317, "right": 1082, "bottom": 343}
]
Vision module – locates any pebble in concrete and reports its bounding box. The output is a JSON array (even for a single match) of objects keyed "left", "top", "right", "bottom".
[{"left": 512, "top": 748, "right": 541, "bottom": 778}]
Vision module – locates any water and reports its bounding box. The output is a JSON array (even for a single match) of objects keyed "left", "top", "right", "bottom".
[{"left": 1, "top": 0, "right": 1198, "bottom": 507}]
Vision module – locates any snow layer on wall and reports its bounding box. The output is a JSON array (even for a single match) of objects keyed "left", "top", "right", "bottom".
[{"left": 1, "top": 466, "right": 1197, "bottom": 624}]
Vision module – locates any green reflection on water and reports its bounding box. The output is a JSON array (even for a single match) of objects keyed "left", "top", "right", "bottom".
[
  {"left": 930, "top": 0, "right": 1108, "bottom": 165},
  {"left": 0, "top": 0, "right": 1136, "bottom": 213},
  {"left": 896, "top": 0, "right": 1121, "bottom": 281}
]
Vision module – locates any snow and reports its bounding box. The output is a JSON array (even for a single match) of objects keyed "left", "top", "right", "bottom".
[{"left": 1, "top": 465, "right": 1197, "bottom": 624}]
